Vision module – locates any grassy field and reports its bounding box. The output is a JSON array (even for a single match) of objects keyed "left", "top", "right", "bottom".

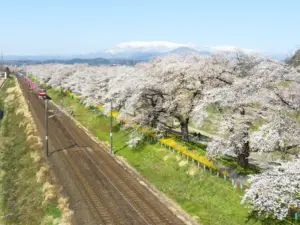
[
  {"left": 48, "top": 89, "right": 265, "bottom": 225},
  {"left": 0, "top": 78, "right": 61, "bottom": 225}
]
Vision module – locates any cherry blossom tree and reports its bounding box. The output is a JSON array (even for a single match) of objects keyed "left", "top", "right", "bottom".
[
  {"left": 128, "top": 53, "right": 236, "bottom": 141},
  {"left": 271, "top": 81, "right": 300, "bottom": 116},
  {"left": 18, "top": 53, "right": 300, "bottom": 150},
  {"left": 206, "top": 107, "right": 255, "bottom": 168},
  {"left": 242, "top": 159, "right": 300, "bottom": 220},
  {"left": 196, "top": 54, "right": 300, "bottom": 167},
  {"left": 250, "top": 113, "right": 300, "bottom": 160}
]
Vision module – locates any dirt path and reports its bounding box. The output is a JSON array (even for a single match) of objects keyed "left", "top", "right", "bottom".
[{"left": 18, "top": 78, "right": 184, "bottom": 225}]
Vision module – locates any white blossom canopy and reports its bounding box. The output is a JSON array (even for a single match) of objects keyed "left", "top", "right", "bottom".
[{"left": 242, "top": 159, "right": 300, "bottom": 220}]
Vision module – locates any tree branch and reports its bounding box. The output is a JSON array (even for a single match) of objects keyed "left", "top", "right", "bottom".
[{"left": 273, "top": 89, "right": 297, "bottom": 111}]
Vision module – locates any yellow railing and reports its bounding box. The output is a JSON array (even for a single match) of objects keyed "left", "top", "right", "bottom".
[{"left": 158, "top": 137, "right": 216, "bottom": 169}]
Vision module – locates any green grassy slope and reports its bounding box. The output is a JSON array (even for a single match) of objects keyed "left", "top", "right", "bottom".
[{"left": 0, "top": 78, "right": 60, "bottom": 225}]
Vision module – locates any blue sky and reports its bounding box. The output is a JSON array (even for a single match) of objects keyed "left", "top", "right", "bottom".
[{"left": 0, "top": 0, "right": 299, "bottom": 55}]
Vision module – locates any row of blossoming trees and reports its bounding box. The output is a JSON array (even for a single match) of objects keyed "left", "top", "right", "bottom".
[{"left": 18, "top": 52, "right": 300, "bottom": 220}]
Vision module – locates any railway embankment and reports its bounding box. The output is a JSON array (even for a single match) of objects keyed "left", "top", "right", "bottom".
[{"left": 0, "top": 77, "right": 72, "bottom": 225}]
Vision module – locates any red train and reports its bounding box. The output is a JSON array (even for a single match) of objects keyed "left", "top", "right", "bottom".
[
  {"left": 22, "top": 76, "right": 47, "bottom": 99},
  {"left": 37, "top": 89, "right": 47, "bottom": 99}
]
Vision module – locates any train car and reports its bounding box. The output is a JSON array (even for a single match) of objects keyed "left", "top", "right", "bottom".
[
  {"left": 37, "top": 88, "right": 47, "bottom": 99},
  {"left": 22, "top": 76, "right": 47, "bottom": 99}
]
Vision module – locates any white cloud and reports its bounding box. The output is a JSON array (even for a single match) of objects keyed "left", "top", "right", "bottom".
[
  {"left": 200, "top": 45, "right": 258, "bottom": 54},
  {"left": 105, "top": 49, "right": 125, "bottom": 54},
  {"left": 116, "top": 41, "right": 195, "bottom": 49}
]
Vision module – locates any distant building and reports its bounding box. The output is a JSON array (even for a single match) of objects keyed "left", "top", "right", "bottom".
[{"left": 0, "top": 72, "right": 7, "bottom": 79}]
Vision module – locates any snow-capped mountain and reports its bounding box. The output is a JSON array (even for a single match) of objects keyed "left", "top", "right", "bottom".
[
  {"left": 100, "top": 41, "right": 197, "bottom": 60},
  {"left": 101, "top": 41, "right": 259, "bottom": 60},
  {"left": 105, "top": 41, "right": 196, "bottom": 54}
]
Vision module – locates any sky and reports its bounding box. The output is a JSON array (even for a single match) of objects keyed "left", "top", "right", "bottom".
[{"left": 0, "top": 0, "right": 299, "bottom": 55}]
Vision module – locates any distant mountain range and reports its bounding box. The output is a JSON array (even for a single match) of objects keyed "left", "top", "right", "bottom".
[
  {"left": 3, "top": 41, "right": 288, "bottom": 65},
  {"left": 287, "top": 49, "right": 300, "bottom": 67},
  {"left": 3, "top": 58, "right": 144, "bottom": 66}
]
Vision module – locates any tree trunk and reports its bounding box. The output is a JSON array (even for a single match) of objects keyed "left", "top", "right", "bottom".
[
  {"left": 237, "top": 153, "right": 249, "bottom": 168},
  {"left": 237, "top": 141, "right": 250, "bottom": 168},
  {"left": 180, "top": 118, "right": 189, "bottom": 142},
  {"left": 280, "top": 148, "right": 287, "bottom": 160},
  {"left": 150, "top": 113, "right": 159, "bottom": 127}
]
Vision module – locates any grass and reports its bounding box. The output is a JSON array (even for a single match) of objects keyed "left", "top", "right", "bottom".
[
  {"left": 0, "top": 78, "right": 60, "bottom": 225},
  {"left": 199, "top": 120, "right": 219, "bottom": 135},
  {"left": 171, "top": 132, "right": 261, "bottom": 175},
  {"left": 47, "top": 88, "right": 265, "bottom": 225},
  {"left": 122, "top": 148, "right": 256, "bottom": 225},
  {"left": 218, "top": 156, "right": 261, "bottom": 175},
  {"left": 250, "top": 116, "right": 267, "bottom": 131},
  {"left": 45, "top": 203, "right": 61, "bottom": 225},
  {"left": 278, "top": 80, "right": 292, "bottom": 87}
]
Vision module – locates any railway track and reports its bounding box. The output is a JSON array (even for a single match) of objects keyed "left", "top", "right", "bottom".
[
  {"left": 50, "top": 103, "right": 174, "bottom": 224},
  {"left": 48, "top": 117, "right": 111, "bottom": 224},
  {"left": 78, "top": 146, "right": 174, "bottom": 224}
]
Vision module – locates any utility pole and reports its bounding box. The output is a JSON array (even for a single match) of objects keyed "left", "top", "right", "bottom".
[
  {"left": 45, "top": 99, "right": 49, "bottom": 156},
  {"left": 110, "top": 100, "right": 113, "bottom": 154}
]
